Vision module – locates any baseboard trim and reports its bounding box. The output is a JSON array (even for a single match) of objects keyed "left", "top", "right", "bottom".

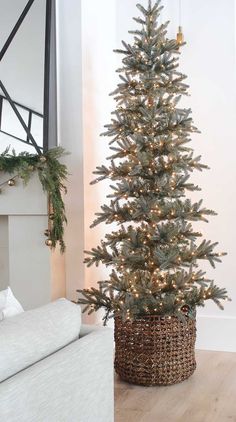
[{"left": 196, "top": 315, "right": 236, "bottom": 352}]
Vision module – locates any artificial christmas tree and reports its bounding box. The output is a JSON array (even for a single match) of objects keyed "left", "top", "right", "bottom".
[{"left": 78, "top": 0, "right": 230, "bottom": 385}]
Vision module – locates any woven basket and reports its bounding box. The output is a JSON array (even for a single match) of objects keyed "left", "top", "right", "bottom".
[{"left": 114, "top": 314, "right": 196, "bottom": 386}]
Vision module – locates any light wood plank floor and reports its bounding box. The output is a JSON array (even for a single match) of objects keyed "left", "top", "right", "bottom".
[{"left": 115, "top": 350, "right": 236, "bottom": 422}]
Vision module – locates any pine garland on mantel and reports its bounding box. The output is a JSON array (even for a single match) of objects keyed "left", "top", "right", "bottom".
[{"left": 0, "top": 146, "right": 68, "bottom": 252}]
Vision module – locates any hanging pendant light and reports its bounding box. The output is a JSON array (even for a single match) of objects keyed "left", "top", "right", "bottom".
[
  {"left": 176, "top": 0, "right": 184, "bottom": 45},
  {"left": 177, "top": 26, "right": 184, "bottom": 45}
]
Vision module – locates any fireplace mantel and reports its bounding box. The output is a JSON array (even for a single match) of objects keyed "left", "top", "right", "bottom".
[{"left": 0, "top": 173, "right": 65, "bottom": 309}]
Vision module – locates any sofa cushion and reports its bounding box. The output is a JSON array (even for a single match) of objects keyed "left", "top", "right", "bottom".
[
  {"left": 0, "top": 287, "right": 24, "bottom": 321},
  {"left": 0, "top": 298, "right": 81, "bottom": 382}
]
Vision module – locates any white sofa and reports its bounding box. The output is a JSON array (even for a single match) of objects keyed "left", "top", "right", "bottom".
[{"left": 0, "top": 299, "right": 114, "bottom": 422}]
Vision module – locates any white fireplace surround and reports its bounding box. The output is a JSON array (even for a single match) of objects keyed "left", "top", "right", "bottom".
[
  {"left": 0, "top": 174, "right": 49, "bottom": 308},
  {"left": 0, "top": 174, "right": 65, "bottom": 309}
]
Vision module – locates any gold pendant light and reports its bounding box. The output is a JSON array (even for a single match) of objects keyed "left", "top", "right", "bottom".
[{"left": 176, "top": 0, "right": 184, "bottom": 45}]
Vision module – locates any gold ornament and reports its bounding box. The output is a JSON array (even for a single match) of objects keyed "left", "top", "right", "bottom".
[
  {"left": 8, "top": 179, "right": 15, "bottom": 186},
  {"left": 45, "top": 238, "right": 53, "bottom": 247},
  {"left": 49, "top": 213, "right": 54, "bottom": 220},
  {"left": 39, "top": 156, "right": 47, "bottom": 163}
]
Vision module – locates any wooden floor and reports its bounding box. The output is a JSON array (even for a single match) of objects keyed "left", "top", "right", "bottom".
[{"left": 115, "top": 350, "right": 236, "bottom": 422}]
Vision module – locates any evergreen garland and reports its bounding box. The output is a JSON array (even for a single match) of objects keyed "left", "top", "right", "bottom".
[{"left": 0, "top": 146, "right": 68, "bottom": 252}]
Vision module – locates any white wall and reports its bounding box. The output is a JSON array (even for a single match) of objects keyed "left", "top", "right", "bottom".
[
  {"left": 56, "top": 0, "right": 84, "bottom": 302},
  {"left": 178, "top": 0, "right": 236, "bottom": 351},
  {"left": 81, "top": 0, "right": 236, "bottom": 350},
  {"left": 161, "top": 0, "right": 236, "bottom": 351},
  {"left": 81, "top": 0, "right": 117, "bottom": 323}
]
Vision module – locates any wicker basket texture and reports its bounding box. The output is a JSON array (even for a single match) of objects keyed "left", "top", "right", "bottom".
[{"left": 114, "top": 314, "right": 196, "bottom": 386}]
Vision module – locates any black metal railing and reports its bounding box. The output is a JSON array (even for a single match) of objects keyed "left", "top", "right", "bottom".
[{"left": 0, "top": 0, "right": 54, "bottom": 155}]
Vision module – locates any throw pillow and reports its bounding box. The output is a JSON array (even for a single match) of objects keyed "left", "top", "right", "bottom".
[{"left": 0, "top": 287, "right": 24, "bottom": 321}]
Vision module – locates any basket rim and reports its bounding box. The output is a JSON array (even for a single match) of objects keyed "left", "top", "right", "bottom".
[{"left": 114, "top": 313, "right": 195, "bottom": 323}]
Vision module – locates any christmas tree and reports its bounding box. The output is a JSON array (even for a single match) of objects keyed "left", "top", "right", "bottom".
[{"left": 78, "top": 0, "right": 230, "bottom": 324}]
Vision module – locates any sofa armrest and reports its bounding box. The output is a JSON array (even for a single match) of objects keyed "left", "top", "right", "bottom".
[
  {"left": 79, "top": 323, "right": 104, "bottom": 338},
  {"left": 0, "top": 325, "right": 114, "bottom": 422}
]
